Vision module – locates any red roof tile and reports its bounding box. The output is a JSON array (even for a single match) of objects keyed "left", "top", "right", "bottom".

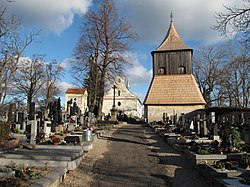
[{"left": 65, "top": 88, "right": 87, "bottom": 94}]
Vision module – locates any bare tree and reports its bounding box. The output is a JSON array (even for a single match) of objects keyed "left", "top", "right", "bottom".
[
  {"left": 73, "top": 0, "right": 136, "bottom": 118},
  {"left": 41, "top": 60, "right": 64, "bottom": 108},
  {"left": 213, "top": 0, "right": 250, "bottom": 45},
  {"left": 0, "top": 4, "right": 38, "bottom": 106},
  {"left": 194, "top": 38, "right": 250, "bottom": 108},
  {"left": 220, "top": 54, "right": 250, "bottom": 108},
  {"left": 12, "top": 55, "right": 45, "bottom": 113},
  {"left": 193, "top": 43, "right": 226, "bottom": 106}
]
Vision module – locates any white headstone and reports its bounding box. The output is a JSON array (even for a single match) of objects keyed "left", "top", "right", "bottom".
[{"left": 30, "top": 120, "right": 37, "bottom": 145}]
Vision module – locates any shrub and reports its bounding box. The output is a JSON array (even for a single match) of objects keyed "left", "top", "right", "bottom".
[
  {"left": 198, "top": 149, "right": 210, "bottom": 155},
  {"left": 0, "top": 121, "right": 11, "bottom": 143},
  {"left": 231, "top": 128, "right": 241, "bottom": 149}
]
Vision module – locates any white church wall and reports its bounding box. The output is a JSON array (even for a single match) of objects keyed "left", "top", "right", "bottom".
[{"left": 102, "top": 76, "right": 143, "bottom": 118}]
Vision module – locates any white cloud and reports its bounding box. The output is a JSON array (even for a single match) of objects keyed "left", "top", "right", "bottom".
[
  {"left": 60, "top": 58, "right": 73, "bottom": 69},
  {"left": 124, "top": 52, "right": 152, "bottom": 87},
  {"left": 8, "top": 0, "right": 92, "bottom": 35},
  {"left": 116, "top": 0, "right": 244, "bottom": 43},
  {"left": 57, "top": 81, "right": 74, "bottom": 95}
]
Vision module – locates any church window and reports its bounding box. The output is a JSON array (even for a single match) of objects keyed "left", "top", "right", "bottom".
[
  {"left": 158, "top": 67, "right": 166, "bottom": 75},
  {"left": 118, "top": 102, "right": 121, "bottom": 106},
  {"left": 178, "top": 66, "right": 186, "bottom": 74},
  {"left": 118, "top": 90, "right": 121, "bottom": 96}
]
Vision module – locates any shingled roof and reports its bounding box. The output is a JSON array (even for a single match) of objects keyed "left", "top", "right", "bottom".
[
  {"left": 156, "top": 21, "right": 190, "bottom": 51},
  {"left": 65, "top": 88, "right": 87, "bottom": 94},
  {"left": 144, "top": 74, "right": 206, "bottom": 105}
]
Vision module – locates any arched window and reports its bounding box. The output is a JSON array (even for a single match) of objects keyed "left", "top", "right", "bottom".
[
  {"left": 118, "top": 90, "right": 121, "bottom": 96},
  {"left": 158, "top": 67, "right": 166, "bottom": 75}
]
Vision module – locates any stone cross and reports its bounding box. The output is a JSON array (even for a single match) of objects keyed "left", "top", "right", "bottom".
[{"left": 112, "top": 84, "right": 117, "bottom": 109}]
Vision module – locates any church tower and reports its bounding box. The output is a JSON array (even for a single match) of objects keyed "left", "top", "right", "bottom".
[
  {"left": 144, "top": 16, "right": 206, "bottom": 123},
  {"left": 152, "top": 20, "right": 193, "bottom": 76}
]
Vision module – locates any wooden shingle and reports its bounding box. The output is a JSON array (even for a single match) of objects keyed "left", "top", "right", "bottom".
[
  {"left": 157, "top": 21, "right": 190, "bottom": 51},
  {"left": 144, "top": 74, "right": 206, "bottom": 105}
]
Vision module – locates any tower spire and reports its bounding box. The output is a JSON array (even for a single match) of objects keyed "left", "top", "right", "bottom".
[{"left": 170, "top": 12, "right": 173, "bottom": 22}]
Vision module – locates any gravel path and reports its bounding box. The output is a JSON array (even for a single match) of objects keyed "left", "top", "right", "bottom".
[
  {"left": 59, "top": 123, "right": 209, "bottom": 187},
  {"left": 59, "top": 125, "right": 123, "bottom": 187}
]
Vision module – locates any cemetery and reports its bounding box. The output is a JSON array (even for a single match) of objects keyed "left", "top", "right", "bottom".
[
  {"left": 0, "top": 95, "right": 123, "bottom": 186},
  {"left": 147, "top": 107, "right": 250, "bottom": 186}
]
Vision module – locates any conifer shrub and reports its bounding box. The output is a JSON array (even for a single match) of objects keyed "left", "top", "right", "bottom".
[{"left": 0, "top": 121, "right": 11, "bottom": 143}]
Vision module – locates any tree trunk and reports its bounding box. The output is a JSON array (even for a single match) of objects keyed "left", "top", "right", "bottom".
[{"left": 97, "top": 68, "right": 107, "bottom": 120}]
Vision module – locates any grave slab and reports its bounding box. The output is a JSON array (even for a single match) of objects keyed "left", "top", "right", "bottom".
[{"left": 0, "top": 145, "right": 87, "bottom": 170}]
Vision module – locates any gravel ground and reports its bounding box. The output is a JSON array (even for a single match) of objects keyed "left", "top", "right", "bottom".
[
  {"left": 59, "top": 123, "right": 209, "bottom": 187},
  {"left": 59, "top": 125, "right": 123, "bottom": 187}
]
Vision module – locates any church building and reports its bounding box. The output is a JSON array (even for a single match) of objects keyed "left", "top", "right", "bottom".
[
  {"left": 65, "top": 88, "right": 88, "bottom": 114},
  {"left": 144, "top": 18, "right": 206, "bottom": 123},
  {"left": 102, "top": 76, "right": 143, "bottom": 119}
]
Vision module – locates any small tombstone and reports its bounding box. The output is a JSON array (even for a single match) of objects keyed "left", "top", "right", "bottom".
[
  {"left": 64, "top": 136, "right": 80, "bottom": 144},
  {"left": 55, "top": 124, "right": 63, "bottom": 133},
  {"left": 15, "top": 124, "right": 21, "bottom": 130},
  {"left": 67, "top": 123, "right": 75, "bottom": 131},
  {"left": 44, "top": 121, "right": 51, "bottom": 134}
]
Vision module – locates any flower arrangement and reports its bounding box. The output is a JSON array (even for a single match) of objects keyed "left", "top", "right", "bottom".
[
  {"left": 15, "top": 164, "right": 32, "bottom": 179},
  {"left": 60, "top": 129, "right": 70, "bottom": 136},
  {"left": 50, "top": 134, "right": 61, "bottom": 144}
]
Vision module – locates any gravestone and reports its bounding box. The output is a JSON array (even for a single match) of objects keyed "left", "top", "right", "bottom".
[
  {"left": 17, "top": 112, "right": 24, "bottom": 130},
  {"left": 28, "top": 102, "right": 35, "bottom": 120},
  {"left": 66, "top": 122, "right": 75, "bottom": 131},
  {"left": 30, "top": 114, "right": 38, "bottom": 145},
  {"left": 64, "top": 136, "right": 80, "bottom": 144},
  {"left": 203, "top": 114, "right": 208, "bottom": 136},
  {"left": 55, "top": 124, "right": 63, "bottom": 133},
  {"left": 80, "top": 115, "right": 84, "bottom": 125},
  {"left": 47, "top": 98, "right": 62, "bottom": 132},
  {"left": 44, "top": 121, "right": 51, "bottom": 138}
]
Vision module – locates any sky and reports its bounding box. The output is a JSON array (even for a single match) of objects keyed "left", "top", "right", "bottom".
[{"left": 3, "top": 0, "right": 243, "bottom": 106}]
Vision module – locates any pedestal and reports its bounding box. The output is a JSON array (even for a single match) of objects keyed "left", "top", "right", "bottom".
[
  {"left": 110, "top": 108, "right": 117, "bottom": 121},
  {"left": 211, "top": 123, "right": 220, "bottom": 140}
]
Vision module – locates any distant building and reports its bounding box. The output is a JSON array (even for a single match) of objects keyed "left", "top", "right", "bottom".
[
  {"left": 102, "top": 76, "right": 143, "bottom": 118},
  {"left": 144, "top": 19, "right": 206, "bottom": 123},
  {"left": 65, "top": 88, "right": 88, "bottom": 114}
]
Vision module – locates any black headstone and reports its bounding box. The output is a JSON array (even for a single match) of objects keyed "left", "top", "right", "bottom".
[{"left": 28, "top": 102, "right": 35, "bottom": 120}]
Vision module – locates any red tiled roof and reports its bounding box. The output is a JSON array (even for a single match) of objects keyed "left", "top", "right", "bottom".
[{"left": 65, "top": 88, "right": 87, "bottom": 94}]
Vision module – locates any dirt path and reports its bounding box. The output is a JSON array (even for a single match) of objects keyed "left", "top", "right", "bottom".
[{"left": 59, "top": 123, "right": 209, "bottom": 187}]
